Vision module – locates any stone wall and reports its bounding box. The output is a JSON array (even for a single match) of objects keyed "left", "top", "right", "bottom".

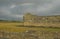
[
  {"left": 24, "top": 13, "right": 60, "bottom": 27},
  {"left": 0, "top": 30, "right": 60, "bottom": 39}
]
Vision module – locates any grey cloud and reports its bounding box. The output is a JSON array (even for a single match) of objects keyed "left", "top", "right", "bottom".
[{"left": 0, "top": 0, "right": 60, "bottom": 21}]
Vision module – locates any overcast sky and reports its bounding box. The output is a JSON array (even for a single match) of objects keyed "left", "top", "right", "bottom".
[{"left": 0, "top": 0, "right": 60, "bottom": 21}]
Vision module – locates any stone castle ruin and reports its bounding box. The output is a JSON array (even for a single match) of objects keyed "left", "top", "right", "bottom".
[{"left": 23, "top": 13, "right": 60, "bottom": 27}]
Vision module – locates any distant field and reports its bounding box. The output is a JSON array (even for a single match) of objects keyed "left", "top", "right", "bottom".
[
  {"left": 0, "top": 22, "right": 23, "bottom": 32},
  {"left": 0, "top": 22, "right": 60, "bottom": 32}
]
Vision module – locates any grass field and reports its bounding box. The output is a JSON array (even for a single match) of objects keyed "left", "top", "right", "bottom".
[{"left": 0, "top": 22, "right": 60, "bottom": 32}]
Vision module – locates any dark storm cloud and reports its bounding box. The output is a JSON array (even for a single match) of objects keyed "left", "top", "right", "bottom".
[{"left": 0, "top": 0, "right": 60, "bottom": 21}]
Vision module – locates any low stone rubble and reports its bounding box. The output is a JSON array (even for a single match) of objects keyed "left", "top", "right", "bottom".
[{"left": 0, "top": 30, "right": 60, "bottom": 39}]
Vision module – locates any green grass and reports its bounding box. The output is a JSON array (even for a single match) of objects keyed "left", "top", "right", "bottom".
[{"left": 0, "top": 22, "right": 60, "bottom": 32}]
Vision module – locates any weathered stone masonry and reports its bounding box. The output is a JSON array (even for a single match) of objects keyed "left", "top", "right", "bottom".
[{"left": 24, "top": 13, "right": 60, "bottom": 27}]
